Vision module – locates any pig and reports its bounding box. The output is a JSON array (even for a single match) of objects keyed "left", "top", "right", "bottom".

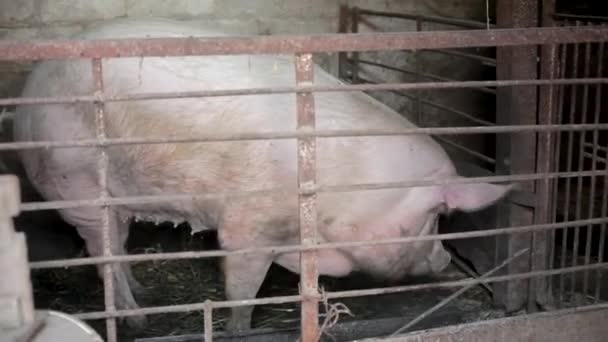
[{"left": 13, "top": 18, "right": 513, "bottom": 332}]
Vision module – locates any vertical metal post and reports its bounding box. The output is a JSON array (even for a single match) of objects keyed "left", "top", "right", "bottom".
[
  {"left": 203, "top": 300, "right": 213, "bottom": 342},
  {"left": 350, "top": 7, "right": 360, "bottom": 84},
  {"left": 338, "top": 4, "right": 350, "bottom": 80},
  {"left": 295, "top": 53, "right": 320, "bottom": 342},
  {"left": 494, "top": 0, "right": 539, "bottom": 313},
  {"left": 413, "top": 17, "right": 423, "bottom": 126},
  {"left": 531, "top": 0, "right": 560, "bottom": 311},
  {"left": 92, "top": 58, "right": 117, "bottom": 342}
]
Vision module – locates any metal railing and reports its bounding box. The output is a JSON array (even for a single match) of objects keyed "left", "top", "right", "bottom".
[{"left": 1, "top": 23, "right": 607, "bottom": 342}]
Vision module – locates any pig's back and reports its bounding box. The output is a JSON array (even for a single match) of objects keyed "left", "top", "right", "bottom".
[{"left": 14, "top": 18, "right": 455, "bottom": 201}]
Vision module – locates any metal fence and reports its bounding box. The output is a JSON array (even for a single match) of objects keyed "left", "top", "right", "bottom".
[{"left": 1, "top": 5, "right": 608, "bottom": 342}]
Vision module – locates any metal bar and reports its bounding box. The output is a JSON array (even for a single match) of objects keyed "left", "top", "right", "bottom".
[
  {"left": 337, "top": 4, "right": 350, "bottom": 80},
  {"left": 576, "top": 38, "right": 593, "bottom": 297},
  {"left": 583, "top": 152, "right": 608, "bottom": 164},
  {"left": 351, "top": 76, "right": 495, "bottom": 126},
  {"left": 583, "top": 38, "right": 605, "bottom": 299},
  {"left": 356, "top": 59, "right": 497, "bottom": 95},
  {"left": 390, "top": 248, "right": 529, "bottom": 336},
  {"left": 594, "top": 40, "right": 608, "bottom": 303},
  {"left": 3, "top": 123, "right": 608, "bottom": 153},
  {"left": 15, "top": 169, "right": 608, "bottom": 213},
  {"left": 1, "top": 77, "right": 606, "bottom": 107},
  {"left": 27, "top": 217, "right": 608, "bottom": 270},
  {"left": 203, "top": 301, "right": 213, "bottom": 342},
  {"left": 554, "top": 13, "right": 608, "bottom": 22},
  {"left": 92, "top": 58, "right": 117, "bottom": 342},
  {"left": 0, "top": 27, "right": 607, "bottom": 61},
  {"left": 436, "top": 136, "right": 496, "bottom": 164},
  {"left": 560, "top": 38, "right": 580, "bottom": 303},
  {"left": 421, "top": 48, "right": 497, "bottom": 67},
  {"left": 494, "top": 0, "right": 539, "bottom": 313},
  {"left": 414, "top": 17, "right": 423, "bottom": 125},
  {"left": 67, "top": 261, "right": 608, "bottom": 321},
  {"left": 532, "top": 36, "right": 560, "bottom": 311},
  {"left": 350, "top": 7, "right": 360, "bottom": 84},
  {"left": 551, "top": 42, "right": 567, "bottom": 303},
  {"left": 295, "top": 53, "right": 319, "bottom": 342},
  {"left": 571, "top": 39, "right": 593, "bottom": 298},
  {"left": 583, "top": 142, "right": 608, "bottom": 154},
  {"left": 354, "top": 8, "right": 495, "bottom": 29}
]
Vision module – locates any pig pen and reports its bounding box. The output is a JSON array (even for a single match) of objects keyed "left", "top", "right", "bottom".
[{"left": 1, "top": 1, "right": 608, "bottom": 342}]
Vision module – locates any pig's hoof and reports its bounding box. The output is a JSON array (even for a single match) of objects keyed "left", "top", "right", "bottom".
[{"left": 125, "top": 314, "right": 148, "bottom": 332}]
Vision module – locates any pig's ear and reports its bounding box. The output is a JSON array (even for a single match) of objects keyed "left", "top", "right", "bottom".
[{"left": 443, "top": 181, "right": 515, "bottom": 212}]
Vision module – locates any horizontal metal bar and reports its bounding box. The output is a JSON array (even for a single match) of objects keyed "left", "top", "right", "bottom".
[
  {"left": 0, "top": 27, "right": 606, "bottom": 61},
  {"left": 355, "top": 59, "right": 496, "bottom": 94},
  {"left": 554, "top": 13, "right": 608, "bottom": 22},
  {"left": 70, "top": 261, "right": 608, "bottom": 321},
  {"left": 421, "top": 48, "right": 497, "bottom": 67},
  {"left": 584, "top": 141, "right": 608, "bottom": 154},
  {"left": 435, "top": 136, "right": 496, "bottom": 164},
  {"left": 2, "top": 123, "right": 608, "bottom": 152},
  {"left": 355, "top": 8, "right": 495, "bottom": 29},
  {"left": 348, "top": 76, "right": 495, "bottom": 126},
  {"left": 419, "top": 98, "right": 494, "bottom": 126},
  {"left": 29, "top": 216, "right": 608, "bottom": 269},
  {"left": 583, "top": 152, "right": 607, "bottom": 164},
  {"left": 0, "top": 77, "right": 603, "bottom": 107},
  {"left": 18, "top": 169, "right": 608, "bottom": 213}
]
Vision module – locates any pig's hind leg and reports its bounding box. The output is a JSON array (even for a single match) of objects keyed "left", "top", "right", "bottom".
[{"left": 218, "top": 210, "right": 274, "bottom": 332}]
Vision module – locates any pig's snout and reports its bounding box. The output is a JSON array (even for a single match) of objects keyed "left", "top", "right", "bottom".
[
  {"left": 428, "top": 242, "right": 451, "bottom": 273},
  {"left": 410, "top": 242, "right": 451, "bottom": 275}
]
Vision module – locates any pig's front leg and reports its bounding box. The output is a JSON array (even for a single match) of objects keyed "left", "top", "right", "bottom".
[{"left": 222, "top": 253, "right": 273, "bottom": 332}]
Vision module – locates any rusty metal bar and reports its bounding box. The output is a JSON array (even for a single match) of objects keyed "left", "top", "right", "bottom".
[
  {"left": 3, "top": 122, "right": 608, "bottom": 153},
  {"left": 0, "top": 27, "right": 607, "bottom": 61},
  {"left": 92, "top": 58, "right": 117, "bottom": 342},
  {"left": 15, "top": 169, "right": 608, "bottom": 213},
  {"left": 354, "top": 8, "right": 494, "bottom": 29},
  {"left": 67, "top": 262, "right": 608, "bottom": 321},
  {"left": 1, "top": 77, "right": 605, "bottom": 107},
  {"left": 295, "top": 53, "right": 320, "bottom": 342},
  {"left": 27, "top": 216, "right": 608, "bottom": 270}
]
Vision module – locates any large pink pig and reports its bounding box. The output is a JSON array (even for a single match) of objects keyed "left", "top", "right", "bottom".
[{"left": 13, "top": 18, "right": 512, "bottom": 331}]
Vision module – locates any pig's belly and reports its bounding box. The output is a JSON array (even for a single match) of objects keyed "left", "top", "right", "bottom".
[{"left": 274, "top": 250, "right": 354, "bottom": 277}]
